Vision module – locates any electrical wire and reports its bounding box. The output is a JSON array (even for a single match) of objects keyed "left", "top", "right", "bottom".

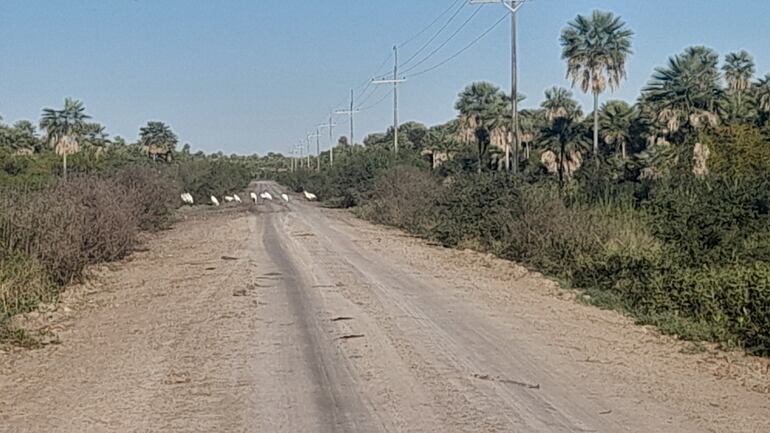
[
  {"left": 406, "top": 12, "right": 509, "bottom": 79},
  {"left": 359, "top": 89, "right": 394, "bottom": 112},
  {"left": 357, "top": 83, "right": 388, "bottom": 107},
  {"left": 344, "top": 53, "right": 393, "bottom": 109},
  {"left": 398, "top": 0, "right": 468, "bottom": 69},
  {"left": 398, "top": 0, "right": 464, "bottom": 48},
  {"left": 400, "top": 5, "right": 484, "bottom": 75}
]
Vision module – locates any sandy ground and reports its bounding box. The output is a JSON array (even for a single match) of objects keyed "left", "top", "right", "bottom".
[{"left": 0, "top": 180, "right": 768, "bottom": 433}]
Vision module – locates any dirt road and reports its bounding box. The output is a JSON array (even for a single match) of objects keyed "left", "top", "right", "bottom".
[{"left": 1, "top": 181, "right": 768, "bottom": 432}]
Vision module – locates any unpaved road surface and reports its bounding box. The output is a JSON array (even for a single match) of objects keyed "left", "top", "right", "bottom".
[{"left": 1, "top": 181, "right": 768, "bottom": 432}]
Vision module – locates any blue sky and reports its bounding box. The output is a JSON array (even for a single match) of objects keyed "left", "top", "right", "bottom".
[{"left": 0, "top": 0, "right": 767, "bottom": 155}]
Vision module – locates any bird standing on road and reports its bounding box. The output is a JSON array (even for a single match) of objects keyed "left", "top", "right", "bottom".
[
  {"left": 303, "top": 191, "right": 317, "bottom": 201},
  {"left": 281, "top": 193, "right": 289, "bottom": 202},
  {"left": 210, "top": 196, "right": 220, "bottom": 206},
  {"left": 260, "top": 192, "right": 273, "bottom": 201},
  {"left": 233, "top": 194, "right": 242, "bottom": 204},
  {"left": 250, "top": 192, "right": 258, "bottom": 203}
]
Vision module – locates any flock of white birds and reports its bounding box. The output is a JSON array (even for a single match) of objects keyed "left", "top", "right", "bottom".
[{"left": 179, "top": 189, "right": 317, "bottom": 207}]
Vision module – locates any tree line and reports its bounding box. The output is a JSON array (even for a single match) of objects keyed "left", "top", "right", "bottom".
[
  {"left": 283, "top": 10, "right": 770, "bottom": 356},
  {"left": 342, "top": 11, "right": 770, "bottom": 189}
]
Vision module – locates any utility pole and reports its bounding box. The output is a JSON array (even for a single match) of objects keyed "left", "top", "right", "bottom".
[
  {"left": 373, "top": 46, "right": 406, "bottom": 154},
  {"left": 471, "top": 0, "right": 525, "bottom": 173},
  {"left": 318, "top": 115, "right": 337, "bottom": 167},
  {"left": 307, "top": 131, "right": 321, "bottom": 172},
  {"left": 292, "top": 143, "right": 302, "bottom": 172},
  {"left": 335, "top": 89, "right": 359, "bottom": 150}
]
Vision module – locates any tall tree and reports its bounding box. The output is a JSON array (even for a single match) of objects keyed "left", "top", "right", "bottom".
[
  {"left": 539, "top": 87, "right": 587, "bottom": 188},
  {"left": 723, "top": 50, "right": 755, "bottom": 94},
  {"left": 541, "top": 86, "right": 581, "bottom": 122},
  {"left": 82, "top": 122, "right": 111, "bottom": 151},
  {"left": 641, "top": 46, "right": 722, "bottom": 143},
  {"left": 560, "top": 10, "right": 633, "bottom": 161},
  {"left": 599, "top": 100, "right": 637, "bottom": 159},
  {"left": 722, "top": 50, "right": 756, "bottom": 124},
  {"left": 518, "top": 109, "right": 546, "bottom": 160},
  {"left": 40, "top": 98, "right": 91, "bottom": 180},
  {"left": 0, "top": 120, "right": 40, "bottom": 153},
  {"left": 139, "top": 121, "right": 178, "bottom": 161},
  {"left": 455, "top": 82, "right": 508, "bottom": 173},
  {"left": 754, "top": 73, "right": 770, "bottom": 126}
]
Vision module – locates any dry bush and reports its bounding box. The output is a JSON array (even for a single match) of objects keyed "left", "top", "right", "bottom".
[
  {"left": 0, "top": 175, "right": 141, "bottom": 285},
  {"left": 0, "top": 170, "right": 182, "bottom": 341},
  {"left": 360, "top": 165, "right": 441, "bottom": 234},
  {"left": 113, "top": 166, "right": 179, "bottom": 231}
]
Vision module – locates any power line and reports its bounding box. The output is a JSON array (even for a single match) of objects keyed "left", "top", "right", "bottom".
[
  {"left": 359, "top": 88, "right": 393, "bottom": 112},
  {"left": 353, "top": 51, "right": 395, "bottom": 101},
  {"left": 400, "top": 5, "right": 485, "bottom": 75},
  {"left": 406, "top": 12, "right": 508, "bottom": 78},
  {"left": 399, "top": 0, "right": 468, "bottom": 69},
  {"left": 399, "top": 0, "right": 464, "bottom": 47},
  {"left": 357, "top": 83, "right": 386, "bottom": 107}
]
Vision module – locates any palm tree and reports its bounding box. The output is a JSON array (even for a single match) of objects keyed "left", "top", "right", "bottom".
[
  {"left": 755, "top": 73, "right": 770, "bottom": 125},
  {"left": 723, "top": 50, "right": 755, "bottom": 93},
  {"left": 722, "top": 50, "right": 755, "bottom": 123},
  {"left": 12, "top": 120, "right": 40, "bottom": 153},
  {"left": 455, "top": 82, "right": 508, "bottom": 173},
  {"left": 40, "top": 98, "right": 91, "bottom": 180},
  {"left": 139, "top": 121, "right": 178, "bottom": 161},
  {"left": 599, "top": 100, "right": 637, "bottom": 159},
  {"left": 486, "top": 93, "right": 513, "bottom": 160},
  {"left": 518, "top": 109, "right": 546, "bottom": 159},
  {"left": 560, "top": 10, "right": 633, "bottom": 160},
  {"left": 82, "top": 122, "right": 111, "bottom": 151},
  {"left": 541, "top": 86, "right": 581, "bottom": 122},
  {"left": 539, "top": 87, "right": 586, "bottom": 188},
  {"left": 641, "top": 46, "right": 722, "bottom": 142}
]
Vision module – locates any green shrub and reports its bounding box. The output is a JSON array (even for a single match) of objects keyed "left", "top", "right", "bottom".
[
  {"left": 574, "top": 250, "right": 770, "bottom": 354},
  {"left": 168, "top": 158, "right": 252, "bottom": 201},
  {"left": 278, "top": 147, "right": 426, "bottom": 208},
  {"left": 644, "top": 174, "right": 770, "bottom": 266},
  {"left": 0, "top": 251, "right": 56, "bottom": 323},
  {"left": 498, "top": 185, "right": 607, "bottom": 276},
  {"left": 429, "top": 173, "right": 522, "bottom": 251}
]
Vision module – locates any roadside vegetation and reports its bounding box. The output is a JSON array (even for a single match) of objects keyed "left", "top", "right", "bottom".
[
  {"left": 0, "top": 100, "right": 288, "bottom": 345},
  {"left": 281, "top": 11, "right": 770, "bottom": 356}
]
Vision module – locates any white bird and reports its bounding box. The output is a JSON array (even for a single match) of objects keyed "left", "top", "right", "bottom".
[
  {"left": 303, "top": 191, "right": 317, "bottom": 201},
  {"left": 281, "top": 193, "right": 289, "bottom": 202},
  {"left": 260, "top": 191, "right": 273, "bottom": 200},
  {"left": 210, "top": 195, "right": 220, "bottom": 206},
  {"left": 250, "top": 192, "right": 258, "bottom": 203},
  {"left": 180, "top": 193, "right": 194, "bottom": 205},
  {"left": 233, "top": 194, "right": 242, "bottom": 204},
  {"left": 224, "top": 196, "right": 234, "bottom": 203}
]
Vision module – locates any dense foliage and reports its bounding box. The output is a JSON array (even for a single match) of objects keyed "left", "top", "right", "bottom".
[{"left": 279, "top": 15, "right": 770, "bottom": 355}]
